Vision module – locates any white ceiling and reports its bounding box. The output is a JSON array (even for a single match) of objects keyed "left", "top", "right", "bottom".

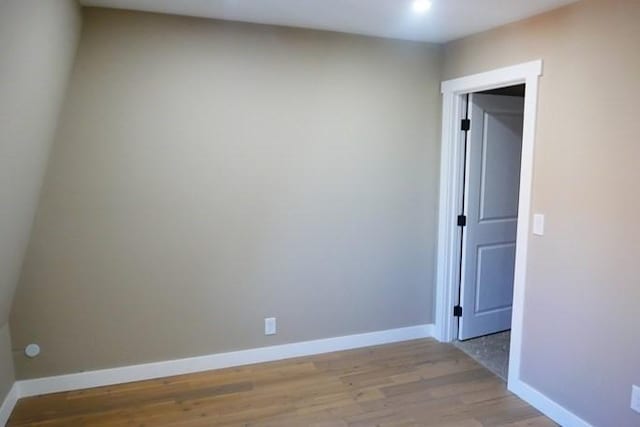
[{"left": 79, "top": 0, "right": 580, "bottom": 43}]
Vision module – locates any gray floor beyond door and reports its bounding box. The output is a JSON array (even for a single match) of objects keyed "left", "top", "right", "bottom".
[{"left": 454, "top": 330, "right": 511, "bottom": 381}]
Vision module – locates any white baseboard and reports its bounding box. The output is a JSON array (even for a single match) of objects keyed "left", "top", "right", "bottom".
[
  {"left": 509, "top": 379, "right": 593, "bottom": 427},
  {"left": 0, "top": 383, "right": 19, "bottom": 427},
  {"left": 17, "top": 324, "right": 434, "bottom": 398}
]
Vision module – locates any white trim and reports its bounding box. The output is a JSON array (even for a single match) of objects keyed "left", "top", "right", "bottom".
[
  {"left": 510, "top": 380, "right": 593, "bottom": 427},
  {"left": 440, "top": 61, "right": 542, "bottom": 95},
  {"left": 434, "top": 90, "right": 466, "bottom": 342},
  {"left": 508, "top": 64, "right": 541, "bottom": 386},
  {"left": 17, "top": 324, "right": 433, "bottom": 398},
  {"left": 0, "top": 383, "right": 19, "bottom": 426}
]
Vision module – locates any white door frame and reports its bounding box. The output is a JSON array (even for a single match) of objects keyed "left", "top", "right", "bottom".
[{"left": 434, "top": 60, "right": 542, "bottom": 389}]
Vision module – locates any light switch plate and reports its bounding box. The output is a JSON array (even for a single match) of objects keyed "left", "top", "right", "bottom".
[
  {"left": 264, "top": 317, "right": 276, "bottom": 335},
  {"left": 533, "top": 214, "right": 545, "bottom": 236},
  {"left": 631, "top": 385, "right": 640, "bottom": 413}
]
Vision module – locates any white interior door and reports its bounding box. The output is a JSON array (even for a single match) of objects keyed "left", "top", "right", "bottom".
[{"left": 458, "top": 93, "right": 524, "bottom": 341}]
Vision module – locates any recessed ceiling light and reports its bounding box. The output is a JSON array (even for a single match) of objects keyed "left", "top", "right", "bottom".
[{"left": 412, "top": 0, "right": 432, "bottom": 14}]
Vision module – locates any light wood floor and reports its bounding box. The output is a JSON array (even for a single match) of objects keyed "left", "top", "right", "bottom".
[{"left": 9, "top": 339, "right": 556, "bottom": 426}]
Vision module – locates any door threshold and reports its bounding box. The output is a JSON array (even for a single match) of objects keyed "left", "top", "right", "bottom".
[{"left": 454, "top": 330, "right": 511, "bottom": 381}]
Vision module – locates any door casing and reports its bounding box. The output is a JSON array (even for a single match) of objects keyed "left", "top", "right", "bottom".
[{"left": 434, "top": 60, "right": 542, "bottom": 390}]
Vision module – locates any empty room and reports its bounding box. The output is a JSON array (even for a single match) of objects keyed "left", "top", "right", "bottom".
[{"left": 1, "top": 0, "right": 638, "bottom": 426}]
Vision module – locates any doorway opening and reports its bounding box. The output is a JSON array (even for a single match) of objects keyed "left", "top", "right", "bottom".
[
  {"left": 435, "top": 61, "right": 542, "bottom": 391},
  {"left": 452, "top": 84, "right": 525, "bottom": 381}
]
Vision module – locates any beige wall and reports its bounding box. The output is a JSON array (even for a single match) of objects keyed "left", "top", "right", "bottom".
[
  {"left": 444, "top": 0, "right": 640, "bottom": 425},
  {"left": 0, "top": 0, "right": 82, "bottom": 398},
  {"left": 0, "top": 325, "right": 14, "bottom": 401},
  {"left": 11, "top": 9, "right": 442, "bottom": 379}
]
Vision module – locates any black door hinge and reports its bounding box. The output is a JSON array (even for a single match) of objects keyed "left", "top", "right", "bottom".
[
  {"left": 461, "top": 119, "right": 471, "bottom": 131},
  {"left": 453, "top": 305, "right": 463, "bottom": 317},
  {"left": 457, "top": 215, "right": 466, "bottom": 227}
]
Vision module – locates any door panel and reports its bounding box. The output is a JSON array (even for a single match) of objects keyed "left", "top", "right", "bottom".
[
  {"left": 475, "top": 242, "right": 516, "bottom": 313},
  {"left": 459, "top": 94, "right": 524, "bottom": 341},
  {"left": 479, "top": 112, "right": 523, "bottom": 221}
]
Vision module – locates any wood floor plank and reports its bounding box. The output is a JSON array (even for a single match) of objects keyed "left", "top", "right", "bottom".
[{"left": 8, "top": 339, "right": 556, "bottom": 426}]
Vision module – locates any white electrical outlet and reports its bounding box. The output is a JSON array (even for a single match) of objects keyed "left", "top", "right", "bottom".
[
  {"left": 264, "top": 317, "right": 276, "bottom": 335},
  {"left": 631, "top": 385, "right": 640, "bottom": 414}
]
